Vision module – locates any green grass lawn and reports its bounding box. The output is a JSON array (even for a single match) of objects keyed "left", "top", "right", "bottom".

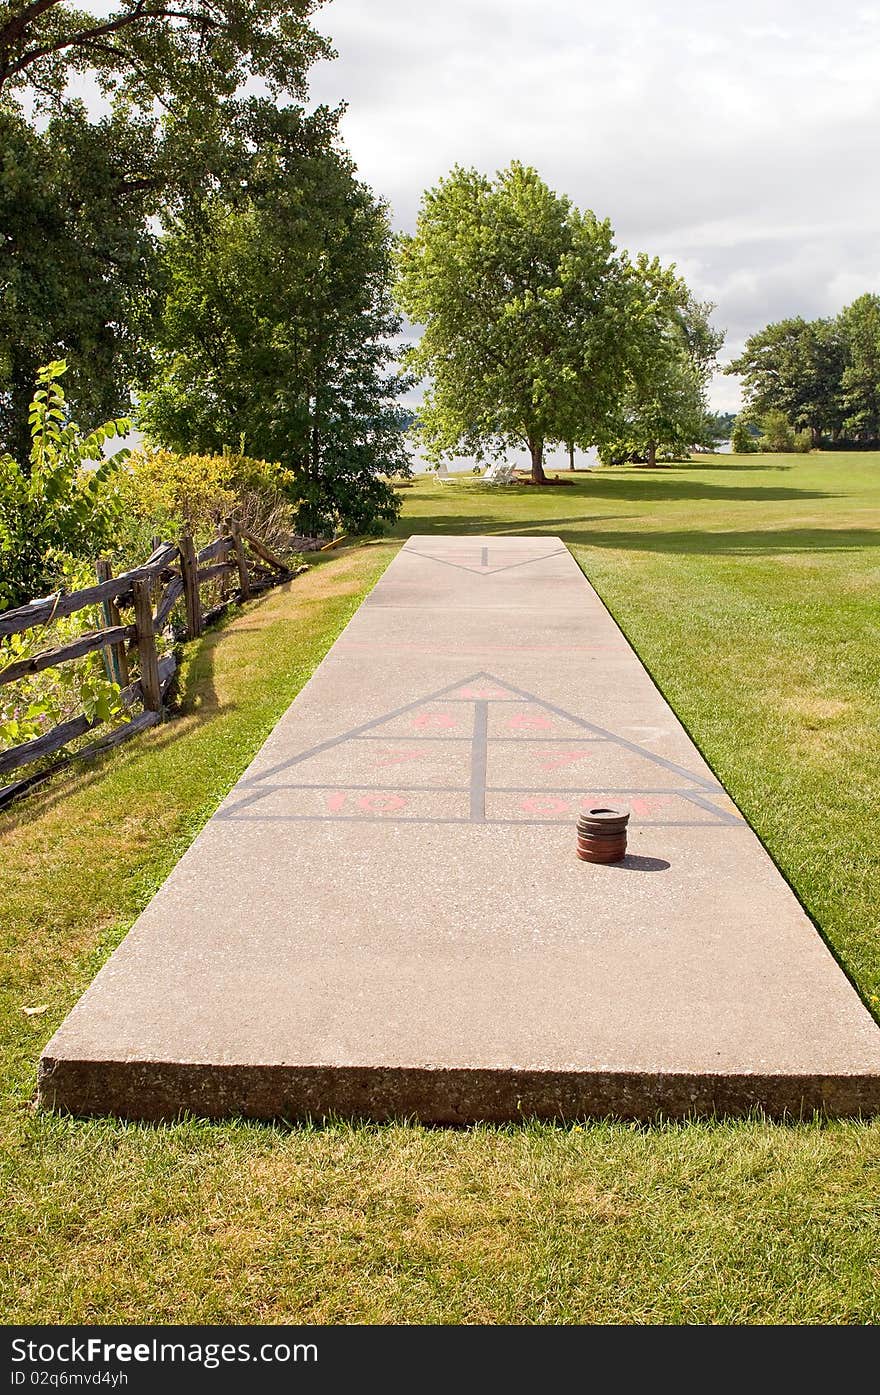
[{"left": 2, "top": 453, "right": 879, "bottom": 1324}]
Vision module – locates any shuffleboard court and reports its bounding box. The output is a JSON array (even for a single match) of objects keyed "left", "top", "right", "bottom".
[{"left": 40, "top": 535, "right": 880, "bottom": 1120}]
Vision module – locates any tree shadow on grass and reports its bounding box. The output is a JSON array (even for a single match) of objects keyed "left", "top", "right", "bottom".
[
  {"left": 394, "top": 513, "right": 635, "bottom": 539},
  {"left": 398, "top": 512, "right": 878, "bottom": 555},
  {"left": 655, "top": 458, "right": 795, "bottom": 473},
  {"left": 559, "top": 526, "right": 880, "bottom": 556},
  {"left": 514, "top": 476, "right": 833, "bottom": 503}
]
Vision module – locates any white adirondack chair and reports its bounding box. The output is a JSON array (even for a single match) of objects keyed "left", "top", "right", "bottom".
[{"left": 482, "top": 461, "right": 516, "bottom": 485}]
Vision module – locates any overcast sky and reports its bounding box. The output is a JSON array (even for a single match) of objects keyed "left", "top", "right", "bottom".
[{"left": 308, "top": 0, "right": 880, "bottom": 411}]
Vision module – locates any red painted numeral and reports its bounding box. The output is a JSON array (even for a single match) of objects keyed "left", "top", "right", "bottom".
[
  {"left": 413, "top": 713, "right": 457, "bottom": 730},
  {"left": 537, "top": 749, "right": 590, "bottom": 771},
  {"left": 358, "top": 793, "right": 407, "bottom": 813},
  {"left": 376, "top": 750, "right": 423, "bottom": 766},
  {"left": 519, "top": 795, "right": 571, "bottom": 815}
]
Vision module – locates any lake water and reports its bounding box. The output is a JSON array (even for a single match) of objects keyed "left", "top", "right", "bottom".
[
  {"left": 407, "top": 440, "right": 733, "bottom": 473},
  {"left": 407, "top": 443, "right": 600, "bottom": 474}
]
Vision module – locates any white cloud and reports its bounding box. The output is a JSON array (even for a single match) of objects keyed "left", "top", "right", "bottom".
[{"left": 309, "top": 0, "right": 880, "bottom": 412}]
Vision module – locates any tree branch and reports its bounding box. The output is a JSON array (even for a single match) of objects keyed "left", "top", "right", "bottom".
[
  {"left": 0, "top": 4, "right": 221, "bottom": 85},
  {"left": 76, "top": 35, "right": 173, "bottom": 110},
  {"left": 0, "top": 0, "right": 66, "bottom": 50}
]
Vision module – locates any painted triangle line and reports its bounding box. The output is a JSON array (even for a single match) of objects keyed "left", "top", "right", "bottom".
[
  {"left": 474, "top": 671, "right": 724, "bottom": 794},
  {"left": 230, "top": 669, "right": 723, "bottom": 813},
  {"left": 402, "top": 548, "right": 570, "bottom": 577},
  {"left": 236, "top": 670, "right": 490, "bottom": 787}
]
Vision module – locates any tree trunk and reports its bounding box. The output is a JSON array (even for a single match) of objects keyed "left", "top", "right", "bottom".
[
  {"left": 811, "top": 425, "right": 821, "bottom": 448},
  {"left": 568, "top": 441, "right": 575, "bottom": 471},
  {"left": 529, "top": 438, "right": 547, "bottom": 484},
  {"left": 645, "top": 440, "right": 657, "bottom": 468}
]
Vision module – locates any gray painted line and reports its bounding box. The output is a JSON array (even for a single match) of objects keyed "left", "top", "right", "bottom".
[
  {"left": 401, "top": 548, "right": 569, "bottom": 577},
  {"left": 482, "top": 735, "right": 614, "bottom": 742},
  {"left": 239, "top": 670, "right": 490, "bottom": 786},
  {"left": 220, "top": 781, "right": 725, "bottom": 803},
  {"left": 231, "top": 782, "right": 471, "bottom": 794},
  {"left": 215, "top": 783, "right": 279, "bottom": 819},
  {"left": 488, "top": 818, "right": 742, "bottom": 829},
  {"left": 487, "top": 786, "right": 719, "bottom": 797},
  {"left": 470, "top": 700, "right": 489, "bottom": 822},
  {"left": 222, "top": 782, "right": 723, "bottom": 800},
  {"left": 353, "top": 735, "right": 613, "bottom": 742},
  {"left": 678, "top": 789, "right": 744, "bottom": 826},
  {"left": 481, "top": 546, "right": 489, "bottom": 567},
  {"left": 476, "top": 671, "right": 724, "bottom": 794},
  {"left": 219, "top": 813, "right": 738, "bottom": 829}
]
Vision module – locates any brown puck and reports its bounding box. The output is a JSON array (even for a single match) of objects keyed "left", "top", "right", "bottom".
[
  {"left": 576, "top": 841, "right": 627, "bottom": 864},
  {"left": 576, "top": 805, "right": 629, "bottom": 862},
  {"left": 578, "top": 805, "right": 630, "bottom": 833}
]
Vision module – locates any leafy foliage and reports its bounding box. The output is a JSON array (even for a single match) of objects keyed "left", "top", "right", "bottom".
[
  {"left": 0, "top": 2, "right": 329, "bottom": 105},
  {"left": 0, "top": 361, "right": 128, "bottom": 609},
  {"left": 395, "top": 163, "right": 637, "bottom": 483},
  {"left": 0, "top": 103, "right": 161, "bottom": 461},
  {"left": 731, "top": 417, "right": 758, "bottom": 453},
  {"left": 113, "top": 448, "right": 301, "bottom": 557},
  {"left": 727, "top": 297, "right": 880, "bottom": 445},
  {"left": 0, "top": 555, "right": 125, "bottom": 755},
  {"left": 758, "top": 409, "right": 797, "bottom": 453},
  {"left": 595, "top": 273, "right": 723, "bottom": 465},
  {"left": 838, "top": 294, "right": 880, "bottom": 441},
  {"left": 139, "top": 147, "right": 410, "bottom": 536},
  {"left": 0, "top": 1, "right": 331, "bottom": 452}
]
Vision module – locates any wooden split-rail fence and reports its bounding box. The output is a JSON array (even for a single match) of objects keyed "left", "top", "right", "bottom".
[{"left": 0, "top": 519, "right": 304, "bottom": 810}]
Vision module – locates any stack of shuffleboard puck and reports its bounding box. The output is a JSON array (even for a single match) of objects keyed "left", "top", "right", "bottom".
[{"left": 576, "top": 806, "right": 630, "bottom": 863}]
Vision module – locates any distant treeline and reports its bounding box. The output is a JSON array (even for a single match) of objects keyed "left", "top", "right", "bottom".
[{"left": 727, "top": 294, "right": 880, "bottom": 447}]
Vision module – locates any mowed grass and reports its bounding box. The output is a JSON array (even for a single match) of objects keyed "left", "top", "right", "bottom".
[
  {"left": 395, "top": 453, "right": 880, "bottom": 1002},
  {"left": 1, "top": 454, "right": 879, "bottom": 1324}
]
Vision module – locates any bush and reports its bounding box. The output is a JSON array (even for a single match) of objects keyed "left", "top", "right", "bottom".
[
  {"left": 0, "top": 362, "right": 128, "bottom": 610},
  {"left": 0, "top": 555, "right": 127, "bottom": 755},
  {"left": 112, "top": 449, "right": 302, "bottom": 563},
  {"left": 759, "top": 410, "right": 796, "bottom": 452},
  {"left": 730, "top": 418, "right": 758, "bottom": 453}
]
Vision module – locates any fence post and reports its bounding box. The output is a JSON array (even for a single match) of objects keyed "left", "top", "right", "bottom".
[
  {"left": 179, "top": 534, "right": 202, "bottom": 639},
  {"left": 228, "top": 517, "right": 251, "bottom": 600},
  {"left": 133, "top": 578, "right": 161, "bottom": 712},
  {"left": 215, "top": 521, "right": 230, "bottom": 602},
  {"left": 95, "top": 558, "right": 130, "bottom": 688}
]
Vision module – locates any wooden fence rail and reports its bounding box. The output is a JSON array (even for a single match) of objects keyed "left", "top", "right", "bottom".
[{"left": 0, "top": 521, "right": 305, "bottom": 810}]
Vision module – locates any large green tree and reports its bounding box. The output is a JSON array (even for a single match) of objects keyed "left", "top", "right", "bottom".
[
  {"left": 726, "top": 316, "right": 847, "bottom": 446},
  {"left": 595, "top": 267, "right": 723, "bottom": 466},
  {"left": 139, "top": 145, "right": 410, "bottom": 536},
  {"left": 395, "top": 163, "right": 636, "bottom": 484},
  {"left": 0, "top": 102, "right": 160, "bottom": 459},
  {"left": 0, "top": 1, "right": 330, "bottom": 454},
  {"left": 839, "top": 293, "right": 880, "bottom": 441}
]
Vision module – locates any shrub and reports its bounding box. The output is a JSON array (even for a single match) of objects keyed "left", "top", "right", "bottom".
[
  {"left": 759, "top": 410, "right": 796, "bottom": 452},
  {"left": 0, "top": 362, "right": 128, "bottom": 610},
  {"left": 730, "top": 418, "right": 758, "bottom": 453},
  {"left": 0, "top": 555, "right": 127, "bottom": 756},
  {"left": 112, "top": 449, "right": 302, "bottom": 562}
]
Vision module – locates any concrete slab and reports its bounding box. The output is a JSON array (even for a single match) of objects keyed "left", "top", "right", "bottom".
[{"left": 39, "top": 536, "right": 880, "bottom": 1120}]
